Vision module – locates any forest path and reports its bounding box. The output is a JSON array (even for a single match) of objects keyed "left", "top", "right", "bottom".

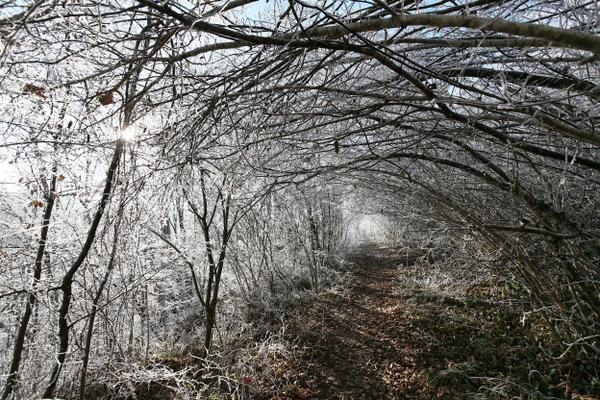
[
  {"left": 255, "top": 242, "right": 559, "bottom": 400},
  {"left": 271, "top": 243, "right": 441, "bottom": 399}
]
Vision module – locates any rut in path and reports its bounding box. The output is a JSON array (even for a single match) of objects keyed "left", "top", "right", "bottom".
[{"left": 280, "top": 244, "right": 437, "bottom": 400}]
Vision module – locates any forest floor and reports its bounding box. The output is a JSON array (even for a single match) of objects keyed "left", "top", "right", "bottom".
[
  {"left": 135, "top": 243, "right": 596, "bottom": 399},
  {"left": 250, "top": 244, "right": 585, "bottom": 400}
]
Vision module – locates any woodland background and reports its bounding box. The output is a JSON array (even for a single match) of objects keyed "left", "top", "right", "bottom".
[{"left": 0, "top": 0, "right": 599, "bottom": 398}]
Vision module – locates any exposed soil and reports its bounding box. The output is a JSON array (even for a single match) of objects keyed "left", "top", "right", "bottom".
[
  {"left": 282, "top": 246, "right": 429, "bottom": 399},
  {"left": 257, "top": 244, "right": 442, "bottom": 399}
]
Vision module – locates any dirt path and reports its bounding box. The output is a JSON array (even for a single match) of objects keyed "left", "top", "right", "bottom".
[
  {"left": 255, "top": 244, "right": 561, "bottom": 400},
  {"left": 274, "top": 244, "right": 436, "bottom": 399}
]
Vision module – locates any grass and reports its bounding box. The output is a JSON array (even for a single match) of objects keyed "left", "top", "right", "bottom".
[{"left": 396, "top": 257, "right": 600, "bottom": 399}]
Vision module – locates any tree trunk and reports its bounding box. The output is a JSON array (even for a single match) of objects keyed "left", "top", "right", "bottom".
[
  {"left": 203, "top": 305, "right": 216, "bottom": 356},
  {"left": 43, "top": 141, "right": 123, "bottom": 399},
  {"left": 78, "top": 199, "right": 124, "bottom": 400},
  {"left": 1, "top": 174, "right": 57, "bottom": 400}
]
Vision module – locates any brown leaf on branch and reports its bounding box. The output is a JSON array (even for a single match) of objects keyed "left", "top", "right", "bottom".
[
  {"left": 98, "top": 91, "right": 114, "bottom": 105},
  {"left": 23, "top": 83, "right": 47, "bottom": 98},
  {"left": 29, "top": 199, "right": 45, "bottom": 208}
]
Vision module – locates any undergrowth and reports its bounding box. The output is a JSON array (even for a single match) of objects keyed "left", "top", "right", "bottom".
[{"left": 397, "top": 249, "right": 600, "bottom": 400}]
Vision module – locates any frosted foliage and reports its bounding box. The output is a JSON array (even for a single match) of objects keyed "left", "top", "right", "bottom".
[{"left": 0, "top": 0, "right": 598, "bottom": 398}]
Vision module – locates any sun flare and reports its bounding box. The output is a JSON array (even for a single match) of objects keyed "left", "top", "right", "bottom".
[{"left": 118, "top": 126, "right": 138, "bottom": 142}]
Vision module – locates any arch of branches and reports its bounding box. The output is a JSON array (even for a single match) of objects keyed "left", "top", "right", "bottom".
[{"left": 0, "top": 0, "right": 598, "bottom": 398}]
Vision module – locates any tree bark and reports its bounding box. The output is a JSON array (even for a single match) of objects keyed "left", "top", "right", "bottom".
[
  {"left": 43, "top": 141, "right": 124, "bottom": 399},
  {"left": 1, "top": 174, "right": 57, "bottom": 400},
  {"left": 78, "top": 198, "right": 125, "bottom": 400}
]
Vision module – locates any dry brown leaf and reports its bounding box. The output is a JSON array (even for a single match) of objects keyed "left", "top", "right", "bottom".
[
  {"left": 98, "top": 91, "right": 114, "bottom": 105},
  {"left": 30, "top": 199, "right": 45, "bottom": 208},
  {"left": 23, "top": 83, "right": 47, "bottom": 98}
]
